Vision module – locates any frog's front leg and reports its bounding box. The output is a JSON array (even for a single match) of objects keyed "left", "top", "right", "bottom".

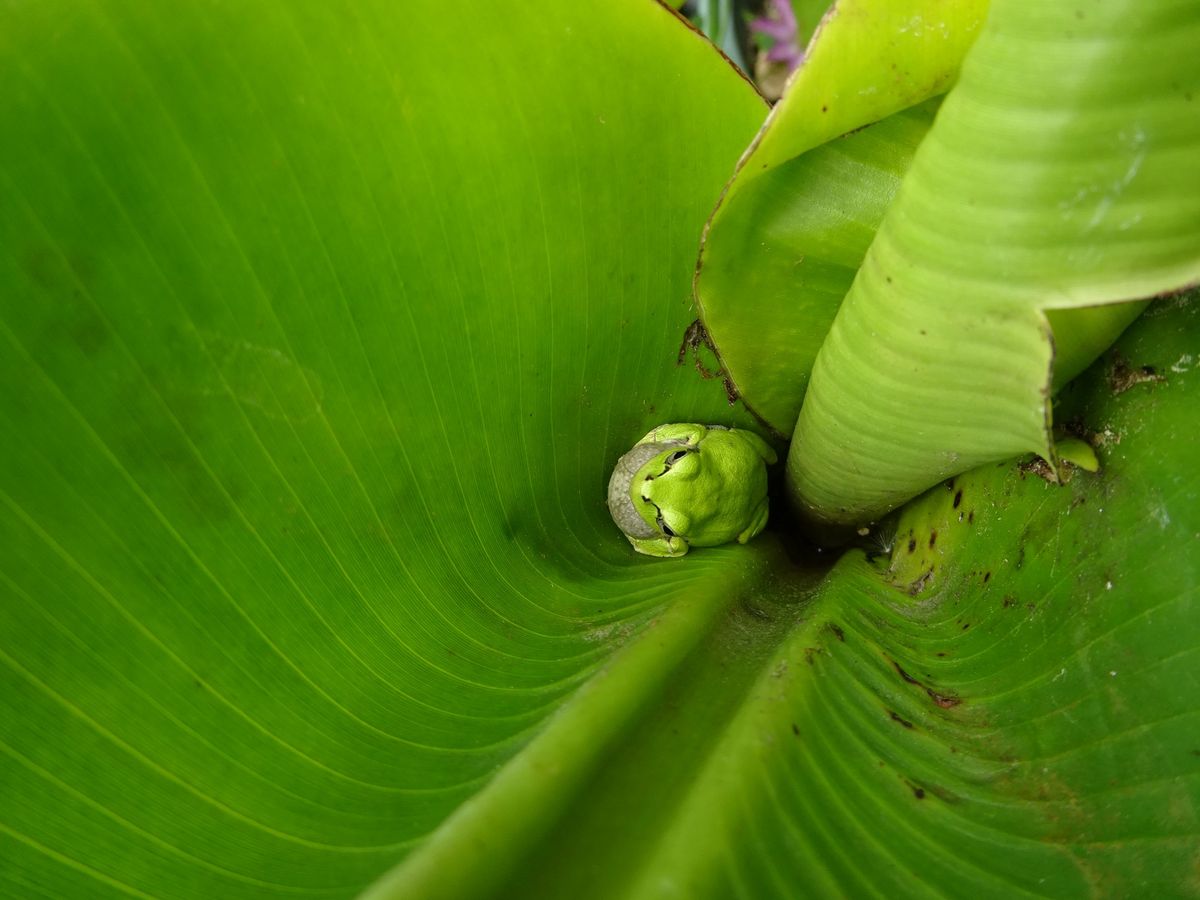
[
  {"left": 737, "top": 496, "right": 770, "bottom": 544},
  {"left": 626, "top": 533, "right": 690, "bottom": 558},
  {"left": 635, "top": 423, "right": 706, "bottom": 448},
  {"left": 731, "top": 428, "right": 779, "bottom": 465}
]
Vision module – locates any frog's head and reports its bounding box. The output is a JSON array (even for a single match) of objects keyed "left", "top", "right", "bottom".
[{"left": 606, "top": 439, "right": 702, "bottom": 554}]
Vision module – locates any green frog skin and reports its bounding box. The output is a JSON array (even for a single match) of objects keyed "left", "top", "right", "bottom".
[{"left": 606, "top": 423, "right": 777, "bottom": 558}]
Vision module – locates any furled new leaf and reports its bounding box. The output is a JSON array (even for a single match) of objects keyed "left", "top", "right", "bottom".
[
  {"left": 788, "top": 0, "right": 1200, "bottom": 528},
  {"left": 694, "top": 0, "right": 988, "bottom": 434}
]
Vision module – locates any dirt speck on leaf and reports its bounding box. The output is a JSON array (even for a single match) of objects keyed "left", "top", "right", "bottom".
[
  {"left": 1019, "top": 456, "right": 1059, "bottom": 484},
  {"left": 1108, "top": 351, "right": 1166, "bottom": 394}
]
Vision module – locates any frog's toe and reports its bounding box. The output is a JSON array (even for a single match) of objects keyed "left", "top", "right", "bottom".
[
  {"left": 737, "top": 500, "right": 770, "bottom": 544},
  {"left": 628, "top": 534, "right": 689, "bottom": 558}
]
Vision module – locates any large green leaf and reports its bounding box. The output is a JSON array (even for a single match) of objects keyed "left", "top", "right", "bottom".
[
  {"left": 618, "top": 296, "right": 1200, "bottom": 898},
  {"left": 376, "top": 294, "right": 1198, "bottom": 900},
  {"left": 692, "top": 0, "right": 988, "bottom": 434},
  {"left": 0, "top": 0, "right": 768, "bottom": 895},
  {"left": 788, "top": 0, "right": 1200, "bottom": 527},
  {"left": 694, "top": 99, "right": 939, "bottom": 435},
  {"left": 3, "top": 1, "right": 1198, "bottom": 898}
]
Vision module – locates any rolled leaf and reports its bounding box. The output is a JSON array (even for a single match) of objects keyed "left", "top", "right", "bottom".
[
  {"left": 695, "top": 0, "right": 989, "bottom": 435},
  {"left": 788, "top": 0, "right": 1200, "bottom": 528}
]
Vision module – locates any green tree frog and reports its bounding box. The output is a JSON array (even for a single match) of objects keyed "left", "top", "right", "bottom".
[{"left": 606, "top": 423, "right": 778, "bottom": 557}]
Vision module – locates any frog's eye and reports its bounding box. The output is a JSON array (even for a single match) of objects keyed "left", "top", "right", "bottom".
[
  {"left": 659, "top": 519, "right": 676, "bottom": 537},
  {"left": 665, "top": 449, "right": 689, "bottom": 467}
]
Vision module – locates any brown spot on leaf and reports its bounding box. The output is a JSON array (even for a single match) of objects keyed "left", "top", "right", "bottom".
[
  {"left": 889, "top": 710, "right": 914, "bottom": 729},
  {"left": 928, "top": 690, "right": 961, "bottom": 709},
  {"left": 892, "top": 660, "right": 920, "bottom": 685},
  {"left": 1019, "top": 457, "right": 1059, "bottom": 484},
  {"left": 1108, "top": 351, "right": 1166, "bottom": 394},
  {"left": 677, "top": 319, "right": 741, "bottom": 405},
  {"left": 905, "top": 567, "right": 934, "bottom": 595}
]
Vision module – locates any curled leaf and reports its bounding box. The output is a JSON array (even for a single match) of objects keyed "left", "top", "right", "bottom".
[{"left": 788, "top": 0, "right": 1200, "bottom": 528}]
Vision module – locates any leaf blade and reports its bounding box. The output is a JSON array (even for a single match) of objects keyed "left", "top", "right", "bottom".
[{"left": 788, "top": 0, "right": 1200, "bottom": 526}]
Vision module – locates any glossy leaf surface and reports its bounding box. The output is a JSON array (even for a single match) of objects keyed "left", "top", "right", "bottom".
[
  {"left": 788, "top": 0, "right": 1200, "bottom": 526},
  {"left": 374, "top": 296, "right": 1200, "bottom": 900},
  {"left": 1, "top": 1, "right": 1197, "bottom": 898},
  {"left": 696, "top": 100, "right": 938, "bottom": 434},
  {"left": 621, "top": 295, "right": 1200, "bottom": 898},
  {"left": 0, "top": 0, "right": 768, "bottom": 895},
  {"left": 695, "top": 0, "right": 988, "bottom": 434}
]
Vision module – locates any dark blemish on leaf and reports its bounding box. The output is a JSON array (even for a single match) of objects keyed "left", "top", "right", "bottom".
[
  {"left": 885, "top": 275, "right": 893, "bottom": 284},
  {"left": 828, "top": 623, "right": 845, "bottom": 642},
  {"left": 983, "top": 571, "right": 991, "bottom": 583},
  {"left": 1015, "top": 546, "right": 1025, "bottom": 569},
  {"left": 893, "top": 659, "right": 961, "bottom": 708},
  {"left": 936, "top": 651, "right": 946, "bottom": 657},
  {"left": 928, "top": 530, "right": 937, "bottom": 549},
  {"left": 681, "top": 321, "right": 734, "bottom": 405},
  {"left": 743, "top": 602, "right": 771, "bottom": 621},
  {"left": 676, "top": 321, "right": 741, "bottom": 405},
  {"left": 889, "top": 710, "right": 914, "bottom": 729},
  {"left": 804, "top": 646, "right": 824, "bottom": 665},
  {"left": 929, "top": 690, "right": 960, "bottom": 709},
  {"left": 1019, "top": 456, "right": 1059, "bottom": 483},
  {"left": 821, "top": 104, "right": 828, "bottom": 112},
  {"left": 1002, "top": 596, "right": 1015, "bottom": 608},
  {"left": 906, "top": 567, "right": 934, "bottom": 595},
  {"left": 792, "top": 723, "right": 800, "bottom": 736},
  {"left": 953, "top": 490, "right": 962, "bottom": 509},
  {"left": 907, "top": 537, "right": 917, "bottom": 553},
  {"left": 722, "top": 378, "right": 739, "bottom": 404},
  {"left": 912, "top": 786, "right": 926, "bottom": 800},
  {"left": 1108, "top": 351, "right": 1166, "bottom": 394},
  {"left": 678, "top": 319, "right": 718, "bottom": 376},
  {"left": 968, "top": 510, "right": 975, "bottom": 524},
  {"left": 962, "top": 622, "right": 970, "bottom": 630}
]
